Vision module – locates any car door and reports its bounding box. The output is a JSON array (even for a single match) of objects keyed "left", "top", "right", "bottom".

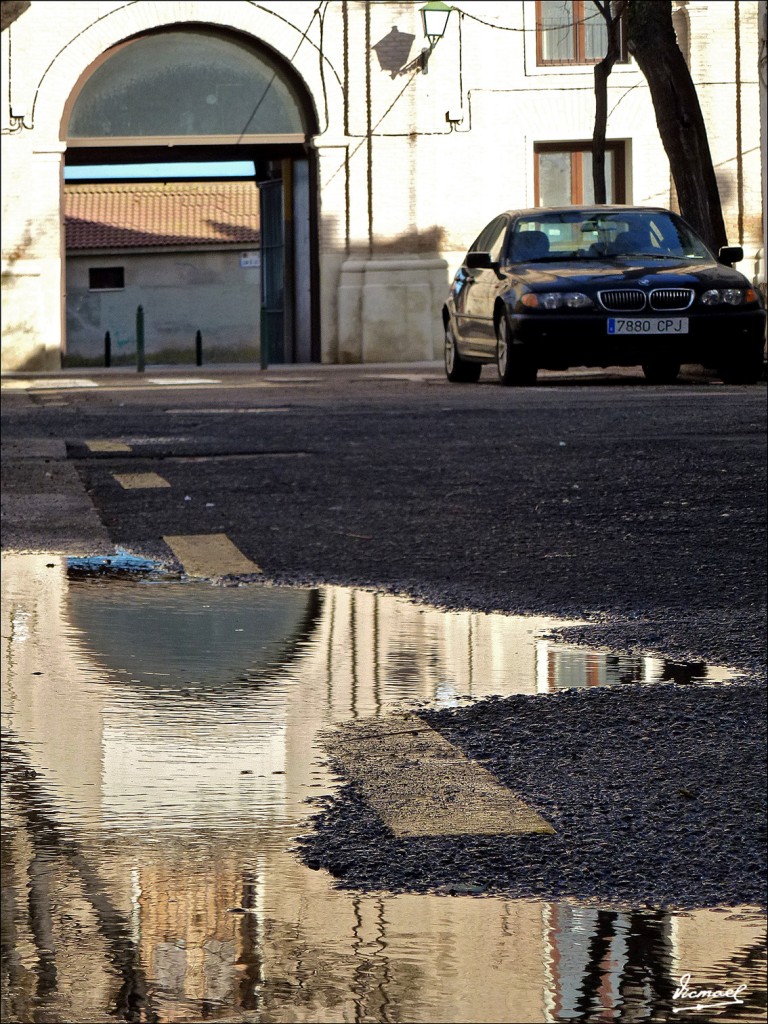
[{"left": 454, "top": 216, "right": 508, "bottom": 354}]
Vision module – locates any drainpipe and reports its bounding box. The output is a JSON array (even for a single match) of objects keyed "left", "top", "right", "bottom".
[
  {"left": 734, "top": 0, "right": 744, "bottom": 246},
  {"left": 365, "top": 1, "right": 373, "bottom": 257}
]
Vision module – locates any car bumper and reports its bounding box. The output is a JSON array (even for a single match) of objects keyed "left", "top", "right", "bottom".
[{"left": 508, "top": 309, "right": 766, "bottom": 368}]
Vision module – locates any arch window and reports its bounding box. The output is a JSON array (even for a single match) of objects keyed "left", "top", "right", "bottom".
[{"left": 65, "top": 29, "right": 308, "bottom": 141}]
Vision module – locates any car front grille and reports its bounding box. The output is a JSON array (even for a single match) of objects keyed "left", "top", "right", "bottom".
[
  {"left": 649, "top": 288, "right": 694, "bottom": 310},
  {"left": 598, "top": 289, "right": 646, "bottom": 311}
]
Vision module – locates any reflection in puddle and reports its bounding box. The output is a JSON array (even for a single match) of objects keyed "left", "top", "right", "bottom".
[{"left": 1, "top": 553, "right": 764, "bottom": 1023}]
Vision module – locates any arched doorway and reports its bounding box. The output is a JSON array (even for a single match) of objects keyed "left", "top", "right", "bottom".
[{"left": 61, "top": 26, "right": 320, "bottom": 365}]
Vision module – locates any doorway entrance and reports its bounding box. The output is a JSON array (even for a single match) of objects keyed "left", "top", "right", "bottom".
[{"left": 62, "top": 26, "right": 319, "bottom": 365}]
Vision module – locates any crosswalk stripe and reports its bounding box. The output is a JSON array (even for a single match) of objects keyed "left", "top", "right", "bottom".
[{"left": 163, "top": 533, "right": 262, "bottom": 577}]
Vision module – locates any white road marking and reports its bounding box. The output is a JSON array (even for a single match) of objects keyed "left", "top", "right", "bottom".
[
  {"left": 2, "top": 379, "right": 98, "bottom": 389},
  {"left": 146, "top": 378, "right": 221, "bottom": 386},
  {"left": 166, "top": 407, "right": 293, "bottom": 414}
]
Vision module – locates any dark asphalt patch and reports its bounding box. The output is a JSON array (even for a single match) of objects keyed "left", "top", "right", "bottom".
[{"left": 297, "top": 681, "right": 767, "bottom": 908}]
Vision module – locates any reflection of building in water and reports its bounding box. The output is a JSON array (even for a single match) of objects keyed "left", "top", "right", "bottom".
[
  {"left": 303, "top": 586, "right": 565, "bottom": 717},
  {"left": 132, "top": 844, "right": 553, "bottom": 1022},
  {"left": 543, "top": 904, "right": 673, "bottom": 1018},
  {"left": 136, "top": 854, "right": 261, "bottom": 1010},
  {"left": 2, "top": 555, "right": 757, "bottom": 1023},
  {"left": 542, "top": 903, "right": 766, "bottom": 1022},
  {"left": 535, "top": 646, "right": 725, "bottom": 692}
]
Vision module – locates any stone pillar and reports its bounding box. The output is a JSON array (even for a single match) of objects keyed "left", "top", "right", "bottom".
[
  {"left": 361, "top": 258, "right": 447, "bottom": 363},
  {"left": 338, "top": 256, "right": 449, "bottom": 364},
  {"left": 338, "top": 260, "right": 365, "bottom": 363},
  {"left": 310, "top": 137, "right": 351, "bottom": 364}
]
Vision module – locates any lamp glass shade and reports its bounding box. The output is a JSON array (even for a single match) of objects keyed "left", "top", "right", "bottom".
[{"left": 420, "top": 1, "right": 452, "bottom": 41}]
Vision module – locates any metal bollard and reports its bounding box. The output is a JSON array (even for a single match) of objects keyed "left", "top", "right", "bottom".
[
  {"left": 136, "top": 305, "right": 145, "bottom": 373},
  {"left": 104, "top": 330, "right": 111, "bottom": 368},
  {"left": 195, "top": 329, "right": 203, "bottom": 367}
]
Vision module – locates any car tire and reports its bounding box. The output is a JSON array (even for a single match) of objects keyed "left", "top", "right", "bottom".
[
  {"left": 641, "top": 361, "right": 681, "bottom": 384},
  {"left": 445, "top": 321, "right": 481, "bottom": 383},
  {"left": 718, "top": 348, "right": 764, "bottom": 385},
  {"left": 497, "top": 314, "right": 537, "bottom": 386}
]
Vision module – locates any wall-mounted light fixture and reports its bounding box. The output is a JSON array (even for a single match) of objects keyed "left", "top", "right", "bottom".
[
  {"left": 418, "top": 1, "right": 453, "bottom": 74},
  {"left": 420, "top": 1, "right": 453, "bottom": 46},
  {"left": 5, "top": 103, "right": 33, "bottom": 133}
]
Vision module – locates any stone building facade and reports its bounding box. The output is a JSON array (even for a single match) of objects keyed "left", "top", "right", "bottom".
[{"left": 1, "top": 0, "right": 764, "bottom": 371}]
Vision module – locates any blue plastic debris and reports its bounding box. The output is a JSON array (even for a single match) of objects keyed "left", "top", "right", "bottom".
[{"left": 66, "top": 547, "right": 166, "bottom": 577}]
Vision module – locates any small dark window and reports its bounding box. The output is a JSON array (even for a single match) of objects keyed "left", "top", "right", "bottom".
[{"left": 89, "top": 267, "right": 124, "bottom": 290}]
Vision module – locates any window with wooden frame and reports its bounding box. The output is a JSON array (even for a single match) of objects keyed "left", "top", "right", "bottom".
[
  {"left": 534, "top": 142, "right": 626, "bottom": 206},
  {"left": 536, "top": 0, "right": 627, "bottom": 65}
]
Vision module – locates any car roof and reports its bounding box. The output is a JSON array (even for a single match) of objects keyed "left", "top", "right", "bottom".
[{"left": 502, "top": 205, "right": 673, "bottom": 219}]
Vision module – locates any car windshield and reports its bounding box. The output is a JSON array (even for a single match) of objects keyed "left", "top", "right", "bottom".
[{"left": 506, "top": 211, "right": 713, "bottom": 263}]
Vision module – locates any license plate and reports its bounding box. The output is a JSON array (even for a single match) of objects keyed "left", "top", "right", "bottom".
[{"left": 608, "top": 318, "right": 689, "bottom": 335}]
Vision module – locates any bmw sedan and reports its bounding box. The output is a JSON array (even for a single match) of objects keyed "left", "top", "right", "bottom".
[{"left": 443, "top": 206, "right": 766, "bottom": 385}]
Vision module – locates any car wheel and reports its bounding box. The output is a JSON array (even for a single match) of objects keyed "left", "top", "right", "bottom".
[
  {"left": 641, "top": 361, "right": 681, "bottom": 384},
  {"left": 445, "top": 321, "right": 481, "bottom": 383},
  {"left": 497, "top": 314, "right": 537, "bottom": 386},
  {"left": 718, "top": 348, "right": 764, "bottom": 385}
]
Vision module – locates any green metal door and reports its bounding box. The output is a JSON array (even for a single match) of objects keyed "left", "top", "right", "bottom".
[{"left": 260, "top": 179, "right": 284, "bottom": 366}]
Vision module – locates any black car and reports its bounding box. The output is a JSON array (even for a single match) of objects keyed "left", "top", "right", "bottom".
[{"left": 443, "top": 206, "right": 766, "bottom": 385}]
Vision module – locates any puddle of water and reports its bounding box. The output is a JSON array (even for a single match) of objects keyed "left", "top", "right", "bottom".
[{"left": 1, "top": 552, "right": 764, "bottom": 1024}]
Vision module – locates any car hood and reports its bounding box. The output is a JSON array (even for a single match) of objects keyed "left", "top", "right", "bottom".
[{"left": 510, "top": 258, "right": 749, "bottom": 290}]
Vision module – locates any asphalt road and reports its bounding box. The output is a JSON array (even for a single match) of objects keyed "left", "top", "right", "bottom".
[
  {"left": 2, "top": 361, "right": 766, "bottom": 906},
  {"left": 2, "top": 362, "right": 765, "bottom": 676}
]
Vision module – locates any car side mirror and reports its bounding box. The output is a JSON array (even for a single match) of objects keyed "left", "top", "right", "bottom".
[
  {"left": 466, "top": 251, "right": 494, "bottom": 270},
  {"left": 718, "top": 245, "right": 743, "bottom": 266}
]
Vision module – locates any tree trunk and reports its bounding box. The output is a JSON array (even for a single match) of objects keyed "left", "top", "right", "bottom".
[
  {"left": 0, "top": 2, "right": 30, "bottom": 32},
  {"left": 627, "top": 0, "right": 727, "bottom": 253},
  {"left": 592, "top": 2, "right": 626, "bottom": 203}
]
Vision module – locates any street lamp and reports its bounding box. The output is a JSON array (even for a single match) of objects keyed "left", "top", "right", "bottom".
[{"left": 420, "top": 1, "right": 453, "bottom": 47}]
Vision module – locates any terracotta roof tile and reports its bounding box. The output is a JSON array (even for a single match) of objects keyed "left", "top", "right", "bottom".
[{"left": 65, "top": 181, "right": 260, "bottom": 250}]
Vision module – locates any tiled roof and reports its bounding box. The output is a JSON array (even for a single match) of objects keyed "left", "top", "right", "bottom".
[{"left": 65, "top": 181, "right": 260, "bottom": 250}]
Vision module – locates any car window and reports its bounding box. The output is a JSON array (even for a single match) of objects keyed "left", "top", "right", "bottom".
[
  {"left": 471, "top": 216, "right": 507, "bottom": 259},
  {"left": 507, "top": 218, "right": 583, "bottom": 260},
  {"left": 486, "top": 218, "right": 508, "bottom": 261},
  {"left": 505, "top": 211, "right": 712, "bottom": 261}
]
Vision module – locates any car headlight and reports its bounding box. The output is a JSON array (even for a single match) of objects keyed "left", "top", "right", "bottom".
[
  {"left": 564, "top": 292, "right": 593, "bottom": 308},
  {"left": 521, "top": 292, "right": 593, "bottom": 309},
  {"left": 700, "top": 288, "right": 757, "bottom": 306}
]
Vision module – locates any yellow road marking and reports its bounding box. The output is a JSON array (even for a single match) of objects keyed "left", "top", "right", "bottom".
[
  {"left": 328, "top": 715, "right": 555, "bottom": 838},
  {"left": 164, "top": 533, "right": 262, "bottom": 577},
  {"left": 113, "top": 472, "right": 170, "bottom": 489},
  {"left": 85, "top": 440, "right": 132, "bottom": 452}
]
